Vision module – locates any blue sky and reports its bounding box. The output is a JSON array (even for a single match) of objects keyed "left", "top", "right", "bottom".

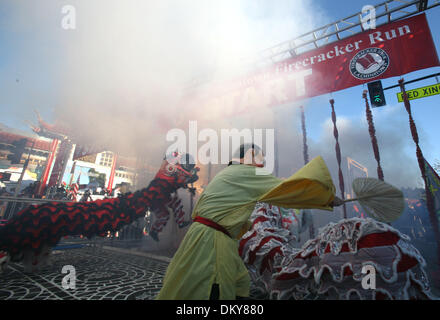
[
  {"left": 303, "top": 1, "right": 440, "bottom": 165},
  {"left": 0, "top": 0, "right": 439, "bottom": 187}
]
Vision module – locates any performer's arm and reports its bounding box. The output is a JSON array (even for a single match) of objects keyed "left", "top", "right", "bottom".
[{"left": 257, "top": 156, "right": 336, "bottom": 211}]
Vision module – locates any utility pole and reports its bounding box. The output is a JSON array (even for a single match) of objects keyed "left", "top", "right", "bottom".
[
  {"left": 273, "top": 110, "right": 279, "bottom": 177},
  {"left": 207, "top": 162, "right": 212, "bottom": 184},
  {"left": 10, "top": 139, "right": 36, "bottom": 216}
]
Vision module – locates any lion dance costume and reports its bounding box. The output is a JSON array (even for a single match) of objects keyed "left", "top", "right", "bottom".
[
  {"left": 148, "top": 192, "right": 189, "bottom": 241},
  {"left": 0, "top": 152, "right": 199, "bottom": 272},
  {"left": 239, "top": 203, "right": 434, "bottom": 300}
]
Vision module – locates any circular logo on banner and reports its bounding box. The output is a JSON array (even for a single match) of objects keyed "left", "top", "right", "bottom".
[{"left": 349, "top": 47, "right": 389, "bottom": 80}]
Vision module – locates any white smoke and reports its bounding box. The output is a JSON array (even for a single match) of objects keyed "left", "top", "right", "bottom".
[
  {"left": 1, "top": 0, "right": 329, "bottom": 165},
  {"left": 3, "top": 1, "right": 427, "bottom": 189},
  {"left": 274, "top": 100, "right": 426, "bottom": 189}
]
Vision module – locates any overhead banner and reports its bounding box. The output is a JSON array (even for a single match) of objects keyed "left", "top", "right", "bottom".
[{"left": 190, "top": 13, "right": 439, "bottom": 119}]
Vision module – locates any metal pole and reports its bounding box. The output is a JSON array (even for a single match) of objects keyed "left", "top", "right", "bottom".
[
  {"left": 190, "top": 183, "right": 194, "bottom": 214},
  {"left": 0, "top": 196, "right": 72, "bottom": 204},
  {"left": 273, "top": 110, "right": 279, "bottom": 177},
  {"left": 13, "top": 139, "right": 35, "bottom": 197},
  {"left": 10, "top": 139, "right": 36, "bottom": 216},
  {"left": 300, "top": 106, "right": 315, "bottom": 238},
  {"left": 207, "top": 162, "right": 212, "bottom": 184},
  {"left": 383, "top": 72, "right": 440, "bottom": 90}
]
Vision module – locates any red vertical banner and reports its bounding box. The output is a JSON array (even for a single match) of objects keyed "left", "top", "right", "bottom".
[
  {"left": 107, "top": 154, "right": 117, "bottom": 192},
  {"left": 37, "top": 139, "right": 60, "bottom": 196}
]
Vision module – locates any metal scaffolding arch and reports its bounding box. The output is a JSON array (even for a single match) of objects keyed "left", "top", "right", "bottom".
[
  {"left": 250, "top": 0, "right": 440, "bottom": 69},
  {"left": 185, "top": 0, "right": 440, "bottom": 92}
]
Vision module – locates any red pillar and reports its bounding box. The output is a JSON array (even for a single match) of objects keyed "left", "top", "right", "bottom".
[
  {"left": 107, "top": 154, "right": 118, "bottom": 192},
  {"left": 37, "top": 139, "right": 59, "bottom": 196}
]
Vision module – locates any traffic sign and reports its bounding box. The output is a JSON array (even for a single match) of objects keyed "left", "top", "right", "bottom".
[{"left": 397, "top": 83, "right": 440, "bottom": 102}]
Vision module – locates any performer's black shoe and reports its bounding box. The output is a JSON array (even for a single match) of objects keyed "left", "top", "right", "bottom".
[
  {"left": 178, "top": 221, "right": 191, "bottom": 229},
  {"left": 150, "top": 230, "right": 159, "bottom": 242}
]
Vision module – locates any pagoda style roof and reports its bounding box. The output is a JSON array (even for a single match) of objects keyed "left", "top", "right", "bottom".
[{"left": 0, "top": 130, "right": 52, "bottom": 152}]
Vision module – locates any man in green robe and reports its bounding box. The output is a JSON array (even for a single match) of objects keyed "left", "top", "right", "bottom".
[{"left": 156, "top": 144, "right": 339, "bottom": 299}]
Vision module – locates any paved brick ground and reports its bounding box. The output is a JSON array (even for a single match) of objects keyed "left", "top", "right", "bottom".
[
  {"left": 0, "top": 245, "right": 265, "bottom": 300},
  {"left": 0, "top": 246, "right": 169, "bottom": 300}
]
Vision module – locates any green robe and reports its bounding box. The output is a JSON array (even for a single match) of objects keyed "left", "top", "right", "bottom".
[{"left": 156, "top": 156, "right": 336, "bottom": 299}]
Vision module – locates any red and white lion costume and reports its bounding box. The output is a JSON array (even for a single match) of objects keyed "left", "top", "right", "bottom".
[{"left": 239, "top": 203, "right": 435, "bottom": 300}]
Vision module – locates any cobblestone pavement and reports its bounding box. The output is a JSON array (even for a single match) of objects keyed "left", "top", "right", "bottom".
[
  {"left": 0, "top": 246, "right": 265, "bottom": 300},
  {"left": 0, "top": 246, "right": 168, "bottom": 300}
]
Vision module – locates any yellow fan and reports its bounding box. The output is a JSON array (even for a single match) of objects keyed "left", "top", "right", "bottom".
[{"left": 343, "top": 178, "right": 405, "bottom": 223}]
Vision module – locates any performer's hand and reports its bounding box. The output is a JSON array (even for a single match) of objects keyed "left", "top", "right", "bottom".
[{"left": 331, "top": 196, "right": 345, "bottom": 207}]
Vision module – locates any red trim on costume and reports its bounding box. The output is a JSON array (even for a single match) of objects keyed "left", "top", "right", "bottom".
[
  {"left": 248, "top": 235, "right": 285, "bottom": 265},
  {"left": 193, "top": 216, "right": 231, "bottom": 238},
  {"left": 274, "top": 232, "right": 418, "bottom": 281},
  {"left": 302, "top": 231, "right": 401, "bottom": 259},
  {"left": 252, "top": 216, "right": 269, "bottom": 227},
  {"left": 239, "top": 231, "right": 257, "bottom": 257},
  {"left": 260, "top": 246, "right": 282, "bottom": 274}
]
